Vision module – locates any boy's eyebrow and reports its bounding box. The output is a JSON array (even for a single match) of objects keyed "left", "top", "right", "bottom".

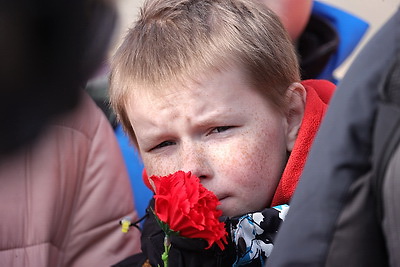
[
  {"left": 135, "top": 127, "right": 170, "bottom": 148},
  {"left": 138, "top": 108, "right": 236, "bottom": 136},
  {"left": 188, "top": 107, "right": 238, "bottom": 127}
]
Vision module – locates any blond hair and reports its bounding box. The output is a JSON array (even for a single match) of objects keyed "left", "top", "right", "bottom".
[{"left": 110, "top": 0, "right": 300, "bottom": 146}]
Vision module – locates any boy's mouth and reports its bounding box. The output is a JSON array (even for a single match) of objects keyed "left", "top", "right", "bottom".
[{"left": 217, "top": 195, "right": 228, "bottom": 203}]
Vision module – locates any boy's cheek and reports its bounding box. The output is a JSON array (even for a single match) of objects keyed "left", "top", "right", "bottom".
[
  {"left": 142, "top": 156, "right": 177, "bottom": 177},
  {"left": 211, "top": 141, "right": 253, "bottom": 167}
]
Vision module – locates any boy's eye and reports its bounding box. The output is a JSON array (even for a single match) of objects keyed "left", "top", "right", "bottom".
[
  {"left": 151, "top": 141, "right": 176, "bottom": 151},
  {"left": 208, "top": 126, "right": 233, "bottom": 135}
]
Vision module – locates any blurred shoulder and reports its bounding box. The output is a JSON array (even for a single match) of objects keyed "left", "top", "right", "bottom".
[{"left": 52, "top": 90, "right": 110, "bottom": 140}]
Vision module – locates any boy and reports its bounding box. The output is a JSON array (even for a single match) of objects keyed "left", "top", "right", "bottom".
[{"left": 110, "top": 0, "right": 334, "bottom": 265}]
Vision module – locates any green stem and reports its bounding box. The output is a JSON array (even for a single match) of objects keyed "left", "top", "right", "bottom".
[{"left": 162, "top": 235, "right": 171, "bottom": 267}]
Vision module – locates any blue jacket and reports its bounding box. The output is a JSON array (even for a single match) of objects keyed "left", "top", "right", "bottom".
[{"left": 306, "top": 1, "right": 369, "bottom": 82}]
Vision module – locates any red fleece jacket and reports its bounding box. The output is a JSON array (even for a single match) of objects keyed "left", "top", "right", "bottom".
[{"left": 271, "top": 79, "right": 335, "bottom": 206}]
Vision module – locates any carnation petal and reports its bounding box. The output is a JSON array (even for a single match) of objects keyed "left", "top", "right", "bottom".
[{"left": 152, "top": 171, "right": 228, "bottom": 251}]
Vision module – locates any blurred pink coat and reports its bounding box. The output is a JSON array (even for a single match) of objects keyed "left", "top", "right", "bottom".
[{"left": 0, "top": 92, "right": 141, "bottom": 266}]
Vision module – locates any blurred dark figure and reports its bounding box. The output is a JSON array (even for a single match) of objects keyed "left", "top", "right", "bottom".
[
  {"left": 269, "top": 7, "right": 400, "bottom": 267},
  {"left": 0, "top": 1, "right": 142, "bottom": 266},
  {"left": 0, "top": 0, "right": 115, "bottom": 156}
]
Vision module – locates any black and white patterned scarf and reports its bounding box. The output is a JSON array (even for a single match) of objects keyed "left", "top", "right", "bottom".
[{"left": 228, "top": 205, "right": 289, "bottom": 266}]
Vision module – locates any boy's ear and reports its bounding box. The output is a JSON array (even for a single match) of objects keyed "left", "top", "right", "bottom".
[{"left": 285, "top": 82, "right": 306, "bottom": 152}]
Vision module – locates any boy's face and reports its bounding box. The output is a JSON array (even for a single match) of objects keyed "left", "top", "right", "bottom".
[{"left": 127, "top": 66, "right": 297, "bottom": 217}]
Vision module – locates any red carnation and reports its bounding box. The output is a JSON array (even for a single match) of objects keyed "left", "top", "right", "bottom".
[{"left": 149, "top": 171, "right": 228, "bottom": 250}]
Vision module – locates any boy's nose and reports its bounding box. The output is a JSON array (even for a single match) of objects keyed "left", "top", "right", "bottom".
[{"left": 180, "top": 144, "right": 211, "bottom": 180}]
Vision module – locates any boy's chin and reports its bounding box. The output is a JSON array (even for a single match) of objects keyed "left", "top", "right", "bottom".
[
  {"left": 218, "top": 199, "right": 245, "bottom": 218},
  {"left": 220, "top": 201, "right": 264, "bottom": 218}
]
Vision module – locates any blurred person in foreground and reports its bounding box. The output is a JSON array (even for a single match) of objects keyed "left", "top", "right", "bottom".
[
  {"left": 0, "top": 0, "right": 141, "bottom": 265},
  {"left": 268, "top": 6, "right": 400, "bottom": 267}
]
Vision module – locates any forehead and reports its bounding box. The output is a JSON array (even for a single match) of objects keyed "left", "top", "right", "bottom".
[
  {"left": 126, "top": 65, "right": 258, "bottom": 108},
  {"left": 124, "top": 64, "right": 274, "bottom": 124}
]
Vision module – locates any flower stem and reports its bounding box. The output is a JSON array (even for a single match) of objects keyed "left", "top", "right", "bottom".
[{"left": 162, "top": 235, "right": 171, "bottom": 267}]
